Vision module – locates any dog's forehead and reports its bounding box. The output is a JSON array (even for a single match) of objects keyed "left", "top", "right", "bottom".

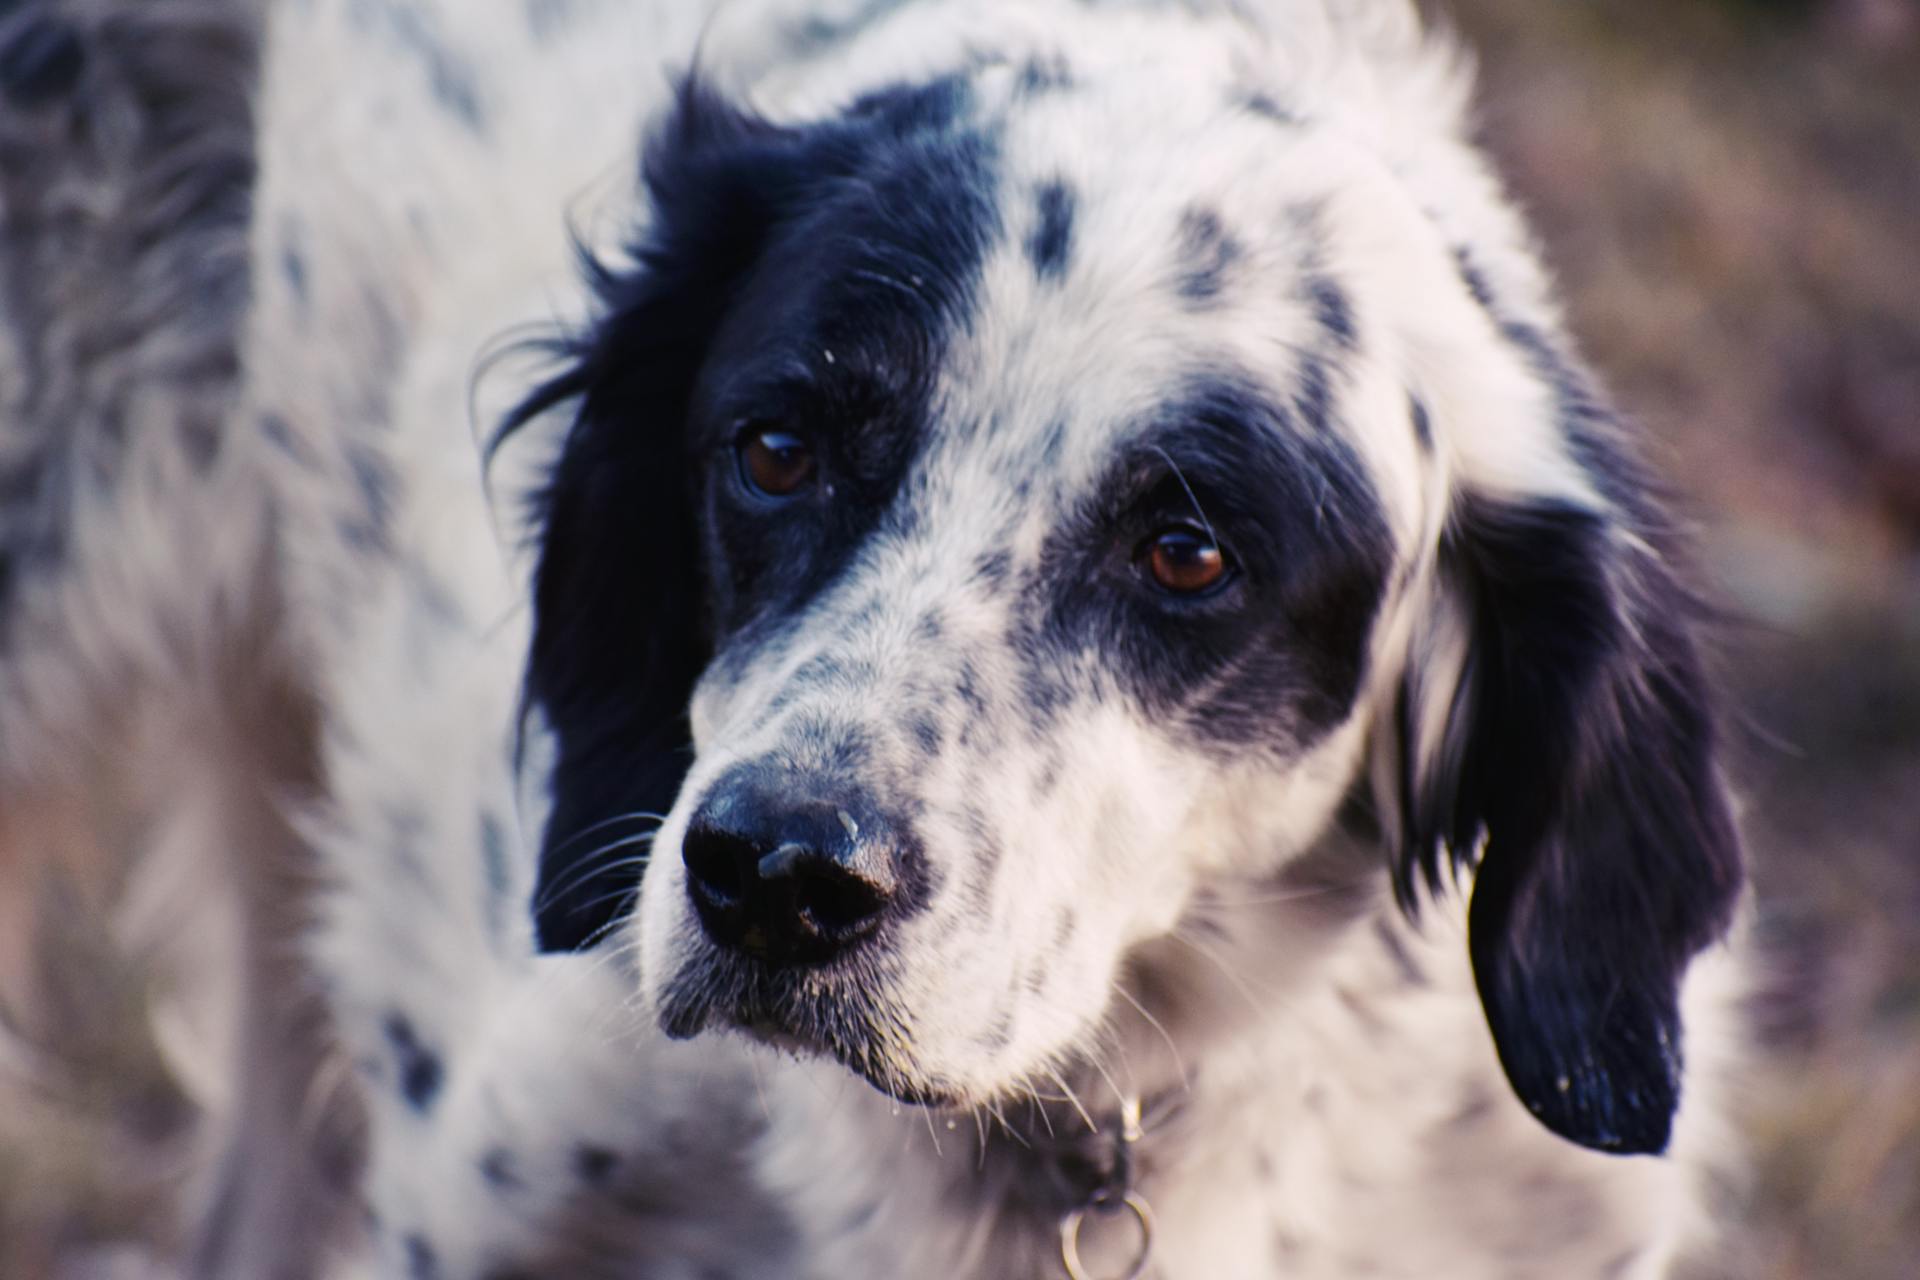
[{"left": 905, "top": 78, "right": 1392, "bottom": 527}]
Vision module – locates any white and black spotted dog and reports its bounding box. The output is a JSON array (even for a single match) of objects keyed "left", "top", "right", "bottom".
[{"left": 226, "top": 1, "right": 1748, "bottom": 1276}]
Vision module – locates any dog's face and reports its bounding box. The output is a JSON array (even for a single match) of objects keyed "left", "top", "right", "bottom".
[{"left": 514, "top": 47, "right": 1740, "bottom": 1156}]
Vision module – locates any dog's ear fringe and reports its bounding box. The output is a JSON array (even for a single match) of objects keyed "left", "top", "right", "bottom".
[
  {"left": 503, "top": 76, "right": 783, "bottom": 953},
  {"left": 1394, "top": 449, "right": 1743, "bottom": 1156}
]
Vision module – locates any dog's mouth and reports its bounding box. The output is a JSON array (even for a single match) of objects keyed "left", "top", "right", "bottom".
[{"left": 655, "top": 948, "right": 963, "bottom": 1108}]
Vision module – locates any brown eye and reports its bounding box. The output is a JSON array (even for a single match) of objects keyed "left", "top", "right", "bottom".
[
  {"left": 737, "top": 427, "right": 816, "bottom": 498},
  {"left": 1143, "top": 526, "right": 1229, "bottom": 595}
]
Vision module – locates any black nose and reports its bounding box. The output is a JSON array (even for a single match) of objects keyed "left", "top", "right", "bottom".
[{"left": 681, "top": 773, "right": 898, "bottom": 968}]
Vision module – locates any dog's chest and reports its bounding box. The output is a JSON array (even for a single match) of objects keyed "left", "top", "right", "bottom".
[{"left": 760, "top": 1057, "right": 1387, "bottom": 1280}]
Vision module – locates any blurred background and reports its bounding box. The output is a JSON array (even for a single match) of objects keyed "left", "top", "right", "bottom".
[{"left": 1, "top": 0, "right": 1916, "bottom": 1276}]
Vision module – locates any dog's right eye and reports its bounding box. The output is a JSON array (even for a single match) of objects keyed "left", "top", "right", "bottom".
[
  {"left": 1141, "top": 524, "right": 1231, "bottom": 595},
  {"left": 736, "top": 426, "right": 817, "bottom": 499}
]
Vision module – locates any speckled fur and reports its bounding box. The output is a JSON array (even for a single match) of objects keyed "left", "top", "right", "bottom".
[{"left": 68, "top": 0, "right": 1752, "bottom": 1276}]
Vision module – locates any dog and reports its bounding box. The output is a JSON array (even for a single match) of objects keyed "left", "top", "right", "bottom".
[{"left": 218, "top": 0, "right": 1750, "bottom": 1275}]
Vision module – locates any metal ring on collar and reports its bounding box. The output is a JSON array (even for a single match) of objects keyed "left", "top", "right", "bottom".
[{"left": 1059, "top": 1190, "right": 1154, "bottom": 1280}]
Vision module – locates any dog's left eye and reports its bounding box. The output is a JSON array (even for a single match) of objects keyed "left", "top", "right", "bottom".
[
  {"left": 736, "top": 426, "right": 818, "bottom": 499},
  {"left": 1141, "top": 525, "right": 1231, "bottom": 595}
]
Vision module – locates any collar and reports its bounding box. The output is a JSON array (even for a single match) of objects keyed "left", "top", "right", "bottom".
[{"left": 1031, "top": 1093, "right": 1174, "bottom": 1280}]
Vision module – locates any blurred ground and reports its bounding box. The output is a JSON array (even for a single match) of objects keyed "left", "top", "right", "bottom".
[
  {"left": 1438, "top": 1, "right": 1920, "bottom": 1276},
  {"left": 2, "top": 1, "right": 1917, "bottom": 1276}
]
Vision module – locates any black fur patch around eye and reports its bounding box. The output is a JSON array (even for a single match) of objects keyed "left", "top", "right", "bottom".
[
  {"left": 1025, "top": 372, "right": 1392, "bottom": 752},
  {"left": 500, "top": 76, "right": 1002, "bottom": 953}
]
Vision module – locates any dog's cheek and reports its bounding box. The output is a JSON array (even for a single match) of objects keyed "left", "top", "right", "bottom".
[{"left": 687, "top": 681, "right": 721, "bottom": 754}]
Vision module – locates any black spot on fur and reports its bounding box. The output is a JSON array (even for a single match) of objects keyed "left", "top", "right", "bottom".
[
  {"left": 955, "top": 659, "right": 987, "bottom": 714},
  {"left": 1235, "top": 89, "right": 1298, "bottom": 125},
  {"left": 1033, "top": 417, "right": 1069, "bottom": 471},
  {"left": 0, "top": 16, "right": 85, "bottom": 109},
  {"left": 341, "top": 446, "right": 393, "bottom": 553},
  {"left": 479, "top": 1147, "right": 521, "bottom": 1190},
  {"left": 960, "top": 800, "right": 1004, "bottom": 887},
  {"left": 907, "top": 711, "right": 943, "bottom": 757},
  {"left": 500, "top": 76, "right": 1001, "bottom": 952},
  {"left": 402, "top": 1233, "right": 438, "bottom": 1280},
  {"left": 1306, "top": 276, "right": 1356, "bottom": 350},
  {"left": 789, "top": 650, "right": 850, "bottom": 692},
  {"left": 280, "top": 245, "right": 309, "bottom": 307},
  {"left": 479, "top": 811, "right": 512, "bottom": 911},
  {"left": 1452, "top": 245, "right": 1496, "bottom": 309},
  {"left": 1294, "top": 354, "right": 1334, "bottom": 435},
  {"left": 360, "top": 0, "right": 486, "bottom": 133},
  {"left": 973, "top": 550, "right": 1011, "bottom": 586},
  {"left": 573, "top": 1144, "right": 619, "bottom": 1186},
  {"left": 383, "top": 1014, "right": 444, "bottom": 1114},
  {"left": 258, "top": 411, "right": 310, "bottom": 466},
  {"left": 1022, "top": 957, "right": 1049, "bottom": 994},
  {"left": 1016, "top": 55, "right": 1073, "bottom": 94},
  {"left": 1408, "top": 395, "right": 1433, "bottom": 451},
  {"left": 1176, "top": 207, "right": 1242, "bottom": 304},
  {"left": 1027, "top": 180, "right": 1076, "bottom": 281}
]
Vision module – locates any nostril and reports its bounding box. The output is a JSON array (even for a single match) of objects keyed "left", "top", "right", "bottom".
[
  {"left": 790, "top": 858, "right": 890, "bottom": 939},
  {"left": 683, "top": 826, "right": 755, "bottom": 909}
]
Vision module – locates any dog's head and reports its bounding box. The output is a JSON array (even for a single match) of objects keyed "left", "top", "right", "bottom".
[{"left": 507, "top": 25, "right": 1740, "bottom": 1157}]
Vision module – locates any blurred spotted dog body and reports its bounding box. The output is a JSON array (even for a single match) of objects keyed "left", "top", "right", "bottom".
[{"left": 233, "top": 0, "right": 1747, "bottom": 1276}]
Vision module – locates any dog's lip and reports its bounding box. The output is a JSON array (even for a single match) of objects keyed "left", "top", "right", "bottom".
[
  {"left": 668, "top": 993, "right": 963, "bottom": 1109},
  {"left": 733, "top": 1015, "right": 818, "bottom": 1056},
  {"left": 740, "top": 1021, "right": 961, "bottom": 1108}
]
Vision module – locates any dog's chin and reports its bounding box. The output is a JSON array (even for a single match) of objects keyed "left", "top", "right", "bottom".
[{"left": 652, "top": 952, "right": 965, "bottom": 1109}]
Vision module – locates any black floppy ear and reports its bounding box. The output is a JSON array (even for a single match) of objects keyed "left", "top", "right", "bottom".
[
  {"left": 499, "top": 84, "right": 798, "bottom": 951},
  {"left": 1395, "top": 475, "right": 1743, "bottom": 1155}
]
